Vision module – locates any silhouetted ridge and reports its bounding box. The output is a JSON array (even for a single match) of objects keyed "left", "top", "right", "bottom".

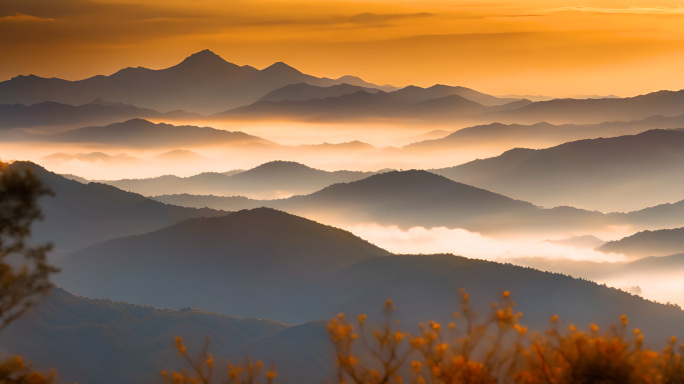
[
  {"left": 597, "top": 227, "right": 684, "bottom": 258},
  {"left": 101, "top": 160, "right": 375, "bottom": 199},
  {"left": 0, "top": 51, "right": 390, "bottom": 113},
  {"left": 237, "top": 160, "right": 318, "bottom": 176},
  {"left": 262, "top": 61, "right": 303, "bottom": 75},
  {"left": 495, "top": 89, "right": 684, "bottom": 124},
  {"left": 0, "top": 100, "right": 194, "bottom": 129},
  {"left": 179, "top": 49, "right": 226, "bottom": 64},
  {"left": 389, "top": 84, "right": 520, "bottom": 106},
  {"left": 307, "top": 170, "right": 523, "bottom": 203},
  {"left": 43, "top": 118, "right": 268, "bottom": 147},
  {"left": 257, "top": 83, "right": 380, "bottom": 103},
  {"left": 168, "top": 49, "right": 245, "bottom": 74}
]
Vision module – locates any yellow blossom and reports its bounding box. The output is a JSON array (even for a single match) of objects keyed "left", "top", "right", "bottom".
[
  {"left": 620, "top": 315, "right": 628, "bottom": 326},
  {"left": 395, "top": 331, "right": 404, "bottom": 343}
]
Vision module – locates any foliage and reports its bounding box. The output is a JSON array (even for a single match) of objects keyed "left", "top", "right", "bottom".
[
  {"left": 327, "top": 290, "right": 684, "bottom": 384},
  {"left": 160, "top": 337, "right": 277, "bottom": 384},
  {"left": 0, "top": 161, "right": 57, "bottom": 383},
  {"left": 0, "top": 161, "right": 57, "bottom": 332},
  {"left": 166, "top": 290, "right": 684, "bottom": 383},
  {"left": 0, "top": 355, "right": 53, "bottom": 384}
]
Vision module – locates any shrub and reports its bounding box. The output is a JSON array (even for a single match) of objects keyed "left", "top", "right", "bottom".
[
  {"left": 327, "top": 290, "right": 684, "bottom": 384},
  {"left": 165, "top": 290, "right": 684, "bottom": 384},
  {"left": 160, "top": 337, "right": 277, "bottom": 384}
]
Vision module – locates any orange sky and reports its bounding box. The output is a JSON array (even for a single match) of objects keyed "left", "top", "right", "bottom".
[{"left": 2, "top": 0, "right": 684, "bottom": 96}]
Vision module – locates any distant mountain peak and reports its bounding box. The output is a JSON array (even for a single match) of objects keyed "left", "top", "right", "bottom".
[
  {"left": 117, "top": 117, "right": 156, "bottom": 126},
  {"left": 336, "top": 75, "right": 365, "bottom": 82},
  {"left": 186, "top": 49, "right": 223, "bottom": 60},
  {"left": 428, "top": 84, "right": 466, "bottom": 91},
  {"left": 262, "top": 61, "right": 302, "bottom": 75},
  {"left": 250, "top": 160, "right": 314, "bottom": 172},
  {"left": 175, "top": 49, "right": 231, "bottom": 68}
]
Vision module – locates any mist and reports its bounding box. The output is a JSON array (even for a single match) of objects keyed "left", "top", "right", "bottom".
[
  {"left": 344, "top": 222, "right": 684, "bottom": 308},
  {"left": 343, "top": 222, "right": 628, "bottom": 263}
]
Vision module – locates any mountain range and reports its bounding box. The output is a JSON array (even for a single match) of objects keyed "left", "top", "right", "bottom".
[
  {"left": 150, "top": 164, "right": 684, "bottom": 239},
  {"left": 215, "top": 87, "right": 684, "bottom": 124},
  {"left": 53, "top": 207, "right": 684, "bottom": 340},
  {"left": 0, "top": 288, "right": 333, "bottom": 384},
  {"left": 0, "top": 100, "right": 198, "bottom": 131},
  {"left": 433, "top": 129, "right": 684, "bottom": 212},
  {"left": 257, "top": 83, "right": 520, "bottom": 106},
  {"left": 27, "top": 118, "right": 271, "bottom": 148},
  {"left": 101, "top": 161, "right": 376, "bottom": 198},
  {"left": 614, "top": 198, "right": 684, "bottom": 229},
  {"left": 597, "top": 227, "right": 684, "bottom": 258},
  {"left": 405, "top": 114, "right": 684, "bottom": 152},
  {"left": 492, "top": 90, "right": 684, "bottom": 124},
  {"left": 388, "top": 84, "right": 520, "bottom": 106},
  {"left": 10, "top": 161, "right": 225, "bottom": 255},
  {"left": 0, "top": 50, "right": 394, "bottom": 114},
  {"left": 217, "top": 89, "right": 527, "bottom": 121},
  {"left": 43, "top": 152, "right": 140, "bottom": 164},
  {"left": 51, "top": 118, "right": 267, "bottom": 147},
  {"left": 55, "top": 208, "right": 391, "bottom": 321},
  {"left": 152, "top": 170, "right": 615, "bottom": 237},
  {"left": 257, "top": 82, "right": 382, "bottom": 102},
  {"left": 4, "top": 50, "right": 684, "bottom": 126}
]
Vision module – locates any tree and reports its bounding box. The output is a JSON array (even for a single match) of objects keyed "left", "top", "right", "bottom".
[{"left": 0, "top": 161, "right": 57, "bottom": 332}]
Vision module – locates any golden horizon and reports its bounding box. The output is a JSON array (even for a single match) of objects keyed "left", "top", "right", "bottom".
[{"left": 3, "top": 0, "right": 684, "bottom": 97}]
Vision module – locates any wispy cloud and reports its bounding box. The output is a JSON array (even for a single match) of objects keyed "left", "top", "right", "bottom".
[
  {"left": 545, "top": 6, "right": 684, "bottom": 15},
  {"left": 345, "top": 12, "right": 434, "bottom": 26},
  {"left": 0, "top": 12, "right": 55, "bottom": 22}
]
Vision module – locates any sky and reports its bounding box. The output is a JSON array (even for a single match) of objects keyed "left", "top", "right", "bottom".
[{"left": 3, "top": 0, "right": 684, "bottom": 96}]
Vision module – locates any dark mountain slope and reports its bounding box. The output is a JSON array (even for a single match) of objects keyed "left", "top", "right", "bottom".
[
  {"left": 0, "top": 288, "right": 289, "bottom": 384},
  {"left": 8, "top": 161, "right": 225, "bottom": 253},
  {"left": 56, "top": 208, "right": 390, "bottom": 320}
]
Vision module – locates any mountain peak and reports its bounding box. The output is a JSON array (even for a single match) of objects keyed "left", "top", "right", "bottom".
[
  {"left": 428, "top": 84, "right": 465, "bottom": 91},
  {"left": 262, "top": 61, "right": 302, "bottom": 75},
  {"left": 117, "top": 118, "right": 156, "bottom": 126},
  {"left": 175, "top": 49, "right": 231, "bottom": 68},
  {"left": 237, "top": 161, "right": 317, "bottom": 177}
]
